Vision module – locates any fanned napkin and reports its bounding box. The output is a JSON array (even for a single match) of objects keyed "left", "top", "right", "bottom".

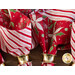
[
  {"left": 30, "top": 9, "right": 75, "bottom": 66},
  {"left": 0, "top": 9, "right": 38, "bottom": 66}
]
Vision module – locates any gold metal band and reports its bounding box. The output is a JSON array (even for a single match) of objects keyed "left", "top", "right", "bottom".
[
  {"left": 43, "top": 54, "right": 55, "bottom": 63},
  {"left": 17, "top": 55, "right": 29, "bottom": 65},
  {"left": 0, "top": 63, "right": 5, "bottom": 66},
  {"left": 62, "top": 53, "right": 72, "bottom": 64}
]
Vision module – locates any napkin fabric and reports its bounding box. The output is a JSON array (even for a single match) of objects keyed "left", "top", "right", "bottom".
[{"left": 29, "top": 9, "right": 75, "bottom": 65}]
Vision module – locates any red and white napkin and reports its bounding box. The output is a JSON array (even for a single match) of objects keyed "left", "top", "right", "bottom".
[
  {"left": 29, "top": 9, "right": 75, "bottom": 66},
  {"left": 0, "top": 9, "right": 38, "bottom": 66},
  {"left": 71, "top": 21, "right": 75, "bottom": 63}
]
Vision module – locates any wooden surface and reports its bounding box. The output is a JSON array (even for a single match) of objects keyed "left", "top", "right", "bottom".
[{"left": 0, "top": 45, "right": 72, "bottom": 66}]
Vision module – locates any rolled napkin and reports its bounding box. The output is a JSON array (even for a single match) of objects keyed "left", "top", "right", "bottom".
[
  {"left": 30, "top": 9, "right": 75, "bottom": 66},
  {"left": 0, "top": 9, "right": 38, "bottom": 66}
]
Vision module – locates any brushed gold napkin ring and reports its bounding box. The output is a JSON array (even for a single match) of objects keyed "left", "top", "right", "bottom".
[
  {"left": 17, "top": 55, "right": 29, "bottom": 65},
  {"left": 43, "top": 53, "right": 55, "bottom": 63},
  {"left": 0, "top": 63, "right": 5, "bottom": 66},
  {"left": 62, "top": 53, "right": 72, "bottom": 64}
]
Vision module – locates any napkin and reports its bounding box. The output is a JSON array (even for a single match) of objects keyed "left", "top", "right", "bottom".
[
  {"left": 71, "top": 21, "right": 75, "bottom": 63},
  {"left": 0, "top": 9, "right": 38, "bottom": 66},
  {"left": 29, "top": 9, "right": 75, "bottom": 66}
]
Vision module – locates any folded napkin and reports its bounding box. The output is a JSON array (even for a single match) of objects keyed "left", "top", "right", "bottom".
[
  {"left": 0, "top": 9, "right": 38, "bottom": 66},
  {"left": 30, "top": 9, "right": 75, "bottom": 66}
]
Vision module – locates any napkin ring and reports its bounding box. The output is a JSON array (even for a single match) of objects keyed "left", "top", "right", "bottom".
[
  {"left": 62, "top": 53, "right": 72, "bottom": 64},
  {"left": 17, "top": 55, "right": 29, "bottom": 65},
  {"left": 0, "top": 63, "right": 5, "bottom": 66},
  {"left": 43, "top": 54, "right": 55, "bottom": 63}
]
